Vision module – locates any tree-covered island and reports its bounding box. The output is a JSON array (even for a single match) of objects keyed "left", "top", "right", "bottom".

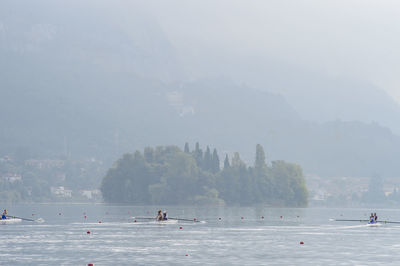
[{"left": 101, "top": 143, "right": 308, "bottom": 206}]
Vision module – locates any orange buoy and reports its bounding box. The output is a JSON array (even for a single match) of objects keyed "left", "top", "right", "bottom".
[
  {"left": 179, "top": 226, "right": 183, "bottom": 229},
  {"left": 87, "top": 231, "right": 91, "bottom": 234},
  {"left": 88, "top": 264, "right": 94, "bottom": 266},
  {"left": 300, "top": 241, "right": 304, "bottom": 245},
  {"left": 185, "top": 254, "right": 189, "bottom": 257}
]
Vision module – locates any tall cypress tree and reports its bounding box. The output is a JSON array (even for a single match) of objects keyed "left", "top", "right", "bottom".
[
  {"left": 212, "top": 148, "right": 220, "bottom": 173},
  {"left": 223, "top": 154, "right": 230, "bottom": 169},
  {"left": 193, "top": 142, "right": 203, "bottom": 168},
  {"left": 255, "top": 144, "right": 267, "bottom": 170},
  {"left": 184, "top": 142, "right": 190, "bottom": 153},
  {"left": 204, "top": 146, "right": 212, "bottom": 171}
]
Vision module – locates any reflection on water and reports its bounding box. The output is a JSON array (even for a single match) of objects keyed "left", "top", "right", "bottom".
[{"left": 1, "top": 204, "right": 400, "bottom": 265}]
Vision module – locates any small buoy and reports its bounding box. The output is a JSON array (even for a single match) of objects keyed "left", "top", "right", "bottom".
[
  {"left": 98, "top": 221, "right": 102, "bottom": 224},
  {"left": 84, "top": 216, "right": 87, "bottom": 219},
  {"left": 297, "top": 216, "right": 299, "bottom": 218},
  {"left": 261, "top": 216, "right": 264, "bottom": 219},
  {"left": 59, "top": 213, "right": 62, "bottom": 216},
  {"left": 193, "top": 218, "right": 197, "bottom": 221},
  {"left": 179, "top": 226, "right": 183, "bottom": 229},
  {"left": 87, "top": 231, "right": 91, "bottom": 234},
  {"left": 241, "top": 217, "right": 244, "bottom": 220},
  {"left": 300, "top": 241, "right": 304, "bottom": 245},
  {"left": 218, "top": 217, "right": 222, "bottom": 220},
  {"left": 280, "top": 216, "right": 283, "bottom": 219},
  {"left": 32, "top": 214, "right": 35, "bottom": 216},
  {"left": 185, "top": 254, "right": 189, "bottom": 257},
  {"left": 88, "top": 264, "right": 94, "bottom": 266},
  {"left": 134, "top": 219, "right": 137, "bottom": 223}
]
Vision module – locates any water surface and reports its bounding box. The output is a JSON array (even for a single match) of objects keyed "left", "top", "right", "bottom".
[{"left": 1, "top": 204, "right": 399, "bottom": 265}]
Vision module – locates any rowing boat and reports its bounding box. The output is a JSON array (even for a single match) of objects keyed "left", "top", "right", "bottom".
[
  {"left": 0, "top": 218, "right": 22, "bottom": 225},
  {"left": 133, "top": 216, "right": 202, "bottom": 223},
  {"left": 330, "top": 218, "right": 398, "bottom": 227}
]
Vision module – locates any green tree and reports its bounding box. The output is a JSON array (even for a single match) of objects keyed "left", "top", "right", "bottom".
[
  {"left": 193, "top": 142, "right": 203, "bottom": 168},
  {"left": 144, "top": 147, "right": 154, "bottom": 163},
  {"left": 211, "top": 148, "right": 220, "bottom": 173},
  {"left": 223, "top": 154, "right": 230, "bottom": 169},
  {"left": 184, "top": 142, "right": 190, "bottom": 153},
  {"left": 270, "top": 160, "right": 308, "bottom": 207},
  {"left": 255, "top": 144, "right": 267, "bottom": 170},
  {"left": 203, "top": 146, "right": 212, "bottom": 171}
]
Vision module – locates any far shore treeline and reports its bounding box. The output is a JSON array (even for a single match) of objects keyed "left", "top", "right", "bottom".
[{"left": 101, "top": 143, "right": 308, "bottom": 206}]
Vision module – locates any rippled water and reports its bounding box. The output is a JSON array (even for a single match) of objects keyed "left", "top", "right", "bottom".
[{"left": 1, "top": 204, "right": 400, "bottom": 265}]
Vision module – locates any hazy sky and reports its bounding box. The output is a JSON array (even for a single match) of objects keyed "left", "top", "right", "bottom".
[{"left": 138, "top": 0, "right": 400, "bottom": 102}]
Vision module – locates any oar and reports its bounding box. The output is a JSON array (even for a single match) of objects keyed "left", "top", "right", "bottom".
[
  {"left": 168, "top": 217, "right": 201, "bottom": 222},
  {"left": 331, "top": 219, "right": 400, "bottom": 224},
  {"left": 378, "top": 221, "right": 400, "bottom": 224},
  {"left": 7, "top": 215, "right": 44, "bottom": 223},
  {"left": 132, "top": 217, "right": 156, "bottom": 220},
  {"left": 331, "top": 219, "right": 369, "bottom": 222},
  {"left": 6, "top": 215, "right": 35, "bottom": 221}
]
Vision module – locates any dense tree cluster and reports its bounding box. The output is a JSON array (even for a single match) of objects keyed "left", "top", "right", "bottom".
[{"left": 101, "top": 143, "right": 308, "bottom": 206}]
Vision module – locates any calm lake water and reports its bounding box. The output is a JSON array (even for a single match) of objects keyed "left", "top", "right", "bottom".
[{"left": 1, "top": 204, "right": 400, "bottom": 265}]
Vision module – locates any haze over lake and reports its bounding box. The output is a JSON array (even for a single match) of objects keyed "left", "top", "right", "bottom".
[{"left": 2, "top": 0, "right": 400, "bottom": 265}]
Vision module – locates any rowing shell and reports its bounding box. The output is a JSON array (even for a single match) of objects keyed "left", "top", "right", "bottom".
[{"left": 0, "top": 218, "right": 22, "bottom": 225}]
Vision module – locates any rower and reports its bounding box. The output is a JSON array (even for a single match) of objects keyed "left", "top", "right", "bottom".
[
  {"left": 156, "top": 210, "right": 163, "bottom": 221},
  {"left": 374, "top": 213, "right": 378, "bottom": 222},
  {"left": 163, "top": 211, "right": 168, "bottom": 221},
  {"left": 369, "top": 213, "right": 375, "bottom": 224},
  {"left": 1, "top": 209, "right": 7, "bottom": 220}
]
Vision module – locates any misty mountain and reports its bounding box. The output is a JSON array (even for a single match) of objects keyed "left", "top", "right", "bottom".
[
  {"left": 0, "top": 0, "right": 182, "bottom": 82},
  {"left": 2, "top": 66, "right": 400, "bottom": 177},
  {"left": 180, "top": 52, "right": 400, "bottom": 135},
  {"left": 2, "top": 1, "right": 400, "bottom": 178}
]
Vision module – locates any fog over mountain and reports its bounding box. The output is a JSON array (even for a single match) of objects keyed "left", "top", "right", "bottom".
[
  {"left": 148, "top": 0, "right": 400, "bottom": 133},
  {"left": 1, "top": 0, "right": 400, "bottom": 177}
]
